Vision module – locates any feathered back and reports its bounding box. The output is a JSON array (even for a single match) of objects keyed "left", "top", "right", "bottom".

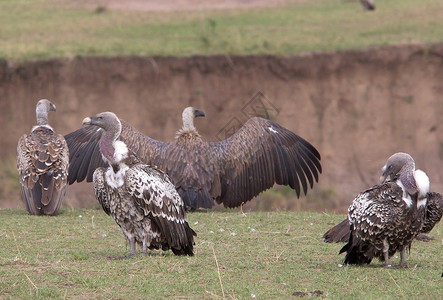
[{"left": 17, "top": 100, "right": 68, "bottom": 216}]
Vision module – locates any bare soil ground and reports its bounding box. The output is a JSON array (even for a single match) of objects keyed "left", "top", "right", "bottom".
[{"left": 2, "top": 43, "right": 443, "bottom": 212}]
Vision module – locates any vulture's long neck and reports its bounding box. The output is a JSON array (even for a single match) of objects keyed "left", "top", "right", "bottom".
[
  {"left": 100, "top": 131, "right": 117, "bottom": 164},
  {"left": 398, "top": 160, "right": 417, "bottom": 196},
  {"left": 176, "top": 112, "right": 200, "bottom": 140},
  {"left": 99, "top": 123, "right": 125, "bottom": 166},
  {"left": 36, "top": 104, "right": 50, "bottom": 126}
]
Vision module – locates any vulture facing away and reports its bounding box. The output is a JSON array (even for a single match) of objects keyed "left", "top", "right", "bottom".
[
  {"left": 16, "top": 99, "right": 68, "bottom": 216},
  {"left": 82, "top": 111, "right": 196, "bottom": 258},
  {"left": 66, "top": 107, "right": 322, "bottom": 210},
  {"left": 337, "top": 153, "right": 429, "bottom": 268}
]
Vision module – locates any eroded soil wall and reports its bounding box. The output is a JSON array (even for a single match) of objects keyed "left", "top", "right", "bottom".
[{"left": 2, "top": 44, "right": 443, "bottom": 212}]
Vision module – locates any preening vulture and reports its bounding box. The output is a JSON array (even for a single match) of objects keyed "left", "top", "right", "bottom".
[
  {"left": 338, "top": 153, "right": 429, "bottom": 268},
  {"left": 16, "top": 99, "right": 68, "bottom": 216},
  {"left": 66, "top": 107, "right": 322, "bottom": 210},
  {"left": 323, "top": 158, "right": 443, "bottom": 244},
  {"left": 83, "top": 111, "right": 196, "bottom": 258}
]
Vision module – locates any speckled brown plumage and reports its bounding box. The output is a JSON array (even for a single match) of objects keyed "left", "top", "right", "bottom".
[
  {"left": 323, "top": 191, "right": 443, "bottom": 243},
  {"left": 337, "top": 153, "right": 429, "bottom": 267},
  {"left": 66, "top": 107, "right": 322, "bottom": 210},
  {"left": 84, "top": 112, "right": 196, "bottom": 258},
  {"left": 16, "top": 99, "right": 68, "bottom": 216},
  {"left": 340, "top": 182, "right": 426, "bottom": 267}
]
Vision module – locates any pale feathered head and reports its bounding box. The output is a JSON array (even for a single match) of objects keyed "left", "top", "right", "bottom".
[
  {"left": 182, "top": 107, "right": 205, "bottom": 130},
  {"left": 35, "top": 99, "right": 56, "bottom": 126},
  {"left": 380, "top": 152, "right": 415, "bottom": 183}
]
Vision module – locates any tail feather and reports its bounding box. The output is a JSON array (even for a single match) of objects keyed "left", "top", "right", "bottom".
[
  {"left": 340, "top": 233, "right": 373, "bottom": 265},
  {"left": 323, "top": 218, "right": 351, "bottom": 243}
]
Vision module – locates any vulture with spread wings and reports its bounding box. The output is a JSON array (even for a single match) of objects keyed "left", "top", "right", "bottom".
[{"left": 66, "top": 107, "right": 322, "bottom": 210}]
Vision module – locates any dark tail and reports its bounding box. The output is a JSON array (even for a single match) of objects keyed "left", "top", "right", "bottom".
[
  {"left": 340, "top": 233, "right": 373, "bottom": 265},
  {"left": 323, "top": 218, "right": 351, "bottom": 243},
  {"left": 171, "top": 223, "right": 197, "bottom": 256}
]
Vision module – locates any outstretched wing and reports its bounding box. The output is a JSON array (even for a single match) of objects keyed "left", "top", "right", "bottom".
[
  {"left": 210, "top": 117, "right": 322, "bottom": 208},
  {"left": 126, "top": 165, "right": 196, "bottom": 255},
  {"left": 65, "top": 120, "right": 165, "bottom": 184}
]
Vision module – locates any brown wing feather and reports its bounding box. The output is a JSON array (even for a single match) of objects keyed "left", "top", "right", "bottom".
[
  {"left": 92, "top": 167, "right": 111, "bottom": 215},
  {"left": 421, "top": 192, "right": 443, "bottom": 233},
  {"left": 326, "top": 191, "right": 443, "bottom": 244},
  {"left": 210, "top": 117, "right": 322, "bottom": 208},
  {"left": 127, "top": 165, "right": 196, "bottom": 255},
  {"left": 149, "top": 139, "right": 219, "bottom": 209},
  {"left": 17, "top": 128, "right": 68, "bottom": 215},
  {"left": 66, "top": 117, "right": 321, "bottom": 210},
  {"left": 65, "top": 120, "right": 165, "bottom": 184},
  {"left": 323, "top": 218, "right": 351, "bottom": 243}
]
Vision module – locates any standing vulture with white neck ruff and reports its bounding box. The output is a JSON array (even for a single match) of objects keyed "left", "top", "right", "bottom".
[
  {"left": 66, "top": 107, "right": 322, "bottom": 210},
  {"left": 338, "top": 153, "right": 430, "bottom": 268},
  {"left": 323, "top": 161, "right": 443, "bottom": 243},
  {"left": 83, "top": 111, "right": 196, "bottom": 258},
  {"left": 17, "top": 99, "right": 68, "bottom": 216}
]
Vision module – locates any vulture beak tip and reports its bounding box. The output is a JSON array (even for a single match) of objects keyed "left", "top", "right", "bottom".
[
  {"left": 82, "top": 117, "right": 92, "bottom": 127},
  {"left": 195, "top": 109, "right": 205, "bottom": 118}
]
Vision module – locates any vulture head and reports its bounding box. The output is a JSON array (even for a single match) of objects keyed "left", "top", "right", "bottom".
[
  {"left": 82, "top": 112, "right": 126, "bottom": 164},
  {"left": 380, "top": 152, "right": 415, "bottom": 183},
  {"left": 182, "top": 107, "right": 205, "bottom": 131},
  {"left": 82, "top": 112, "right": 121, "bottom": 135},
  {"left": 35, "top": 99, "right": 56, "bottom": 126},
  {"left": 380, "top": 152, "right": 429, "bottom": 197}
]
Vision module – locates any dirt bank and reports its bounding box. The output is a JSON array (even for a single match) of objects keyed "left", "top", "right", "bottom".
[{"left": 1, "top": 43, "right": 443, "bottom": 212}]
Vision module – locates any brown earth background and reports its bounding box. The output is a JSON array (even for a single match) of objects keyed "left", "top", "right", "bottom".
[{"left": 2, "top": 43, "right": 443, "bottom": 213}]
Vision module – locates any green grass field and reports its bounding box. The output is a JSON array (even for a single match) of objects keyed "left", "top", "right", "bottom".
[
  {"left": 1, "top": 0, "right": 443, "bottom": 61},
  {"left": 0, "top": 208, "right": 441, "bottom": 299}
]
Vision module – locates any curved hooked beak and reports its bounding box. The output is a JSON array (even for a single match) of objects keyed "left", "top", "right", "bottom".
[
  {"left": 49, "top": 103, "right": 56, "bottom": 112},
  {"left": 82, "top": 116, "right": 93, "bottom": 127},
  {"left": 194, "top": 109, "right": 205, "bottom": 118}
]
